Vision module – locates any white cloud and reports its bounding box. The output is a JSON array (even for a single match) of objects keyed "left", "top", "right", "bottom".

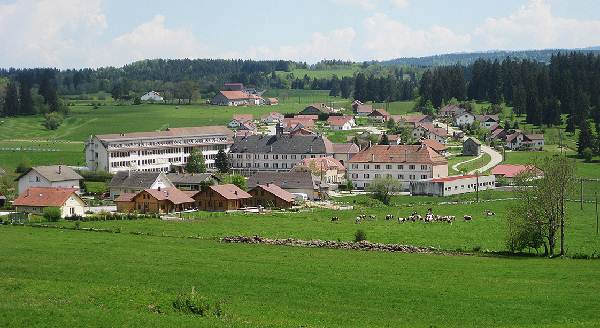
[
  {"left": 0, "top": 0, "right": 107, "bottom": 68},
  {"left": 93, "top": 15, "right": 206, "bottom": 67},
  {"left": 243, "top": 27, "right": 357, "bottom": 62},
  {"left": 390, "top": 0, "right": 409, "bottom": 9},
  {"left": 362, "top": 13, "right": 471, "bottom": 59},
  {"left": 474, "top": 0, "right": 600, "bottom": 50},
  {"left": 331, "top": 0, "right": 409, "bottom": 10}
]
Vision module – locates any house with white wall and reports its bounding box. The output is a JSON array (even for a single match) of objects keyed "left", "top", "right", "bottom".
[
  {"left": 140, "top": 91, "right": 164, "bottom": 102},
  {"left": 13, "top": 187, "right": 86, "bottom": 218},
  {"left": 17, "top": 165, "right": 83, "bottom": 195}
]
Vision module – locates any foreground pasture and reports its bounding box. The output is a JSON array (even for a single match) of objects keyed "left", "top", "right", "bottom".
[{"left": 1, "top": 227, "right": 599, "bottom": 327}]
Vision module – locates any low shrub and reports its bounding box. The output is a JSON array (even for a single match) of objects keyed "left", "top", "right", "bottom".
[
  {"left": 172, "top": 288, "right": 224, "bottom": 317},
  {"left": 354, "top": 229, "right": 367, "bottom": 242},
  {"left": 43, "top": 207, "right": 62, "bottom": 222}
]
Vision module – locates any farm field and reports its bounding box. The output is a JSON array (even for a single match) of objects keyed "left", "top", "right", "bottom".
[
  {"left": 1, "top": 226, "right": 600, "bottom": 328},
  {"left": 40, "top": 194, "right": 600, "bottom": 256}
]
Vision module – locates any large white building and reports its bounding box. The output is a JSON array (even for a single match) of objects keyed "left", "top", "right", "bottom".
[
  {"left": 348, "top": 144, "right": 448, "bottom": 190},
  {"left": 85, "top": 126, "right": 233, "bottom": 174}
]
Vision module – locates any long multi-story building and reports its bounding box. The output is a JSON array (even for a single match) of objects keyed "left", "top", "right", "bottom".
[
  {"left": 348, "top": 144, "right": 448, "bottom": 190},
  {"left": 228, "top": 125, "right": 334, "bottom": 174},
  {"left": 85, "top": 126, "right": 233, "bottom": 174}
]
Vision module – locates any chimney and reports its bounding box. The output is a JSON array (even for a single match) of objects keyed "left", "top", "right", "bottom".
[
  {"left": 158, "top": 186, "right": 161, "bottom": 191},
  {"left": 371, "top": 153, "right": 375, "bottom": 162}
]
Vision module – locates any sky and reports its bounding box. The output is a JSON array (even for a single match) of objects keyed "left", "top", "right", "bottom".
[{"left": 1, "top": 0, "right": 600, "bottom": 68}]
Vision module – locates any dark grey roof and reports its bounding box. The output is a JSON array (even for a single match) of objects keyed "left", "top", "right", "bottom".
[
  {"left": 166, "top": 173, "right": 220, "bottom": 184},
  {"left": 109, "top": 171, "right": 162, "bottom": 189},
  {"left": 16, "top": 165, "right": 83, "bottom": 182},
  {"left": 230, "top": 135, "right": 333, "bottom": 154},
  {"left": 464, "top": 137, "right": 482, "bottom": 145},
  {"left": 247, "top": 171, "right": 319, "bottom": 190}
]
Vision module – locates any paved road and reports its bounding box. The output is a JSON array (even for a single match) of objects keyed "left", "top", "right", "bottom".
[{"left": 471, "top": 144, "right": 503, "bottom": 174}]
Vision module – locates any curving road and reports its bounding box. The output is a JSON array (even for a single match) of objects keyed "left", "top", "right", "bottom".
[{"left": 471, "top": 144, "right": 503, "bottom": 174}]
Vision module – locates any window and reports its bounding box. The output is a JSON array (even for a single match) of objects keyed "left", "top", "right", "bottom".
[
  {"left": 374, "top": 174, "right": 380, "bottom": 178},
  {"left": 375, "top": 165, "right": 380, "bottom": 169},
  {"left": 364, "top": 164, "right": 370, "bottom": 169},
  {"left": 409, "top": 175, "right": 415, "bottom": 180},
  {"left": 386, "top": 165, "right": 392, "bottom": 170},
  {"left": 397, "top": 165, "right": 404, "bottom": 170},
  {"left": 421, "top": 165, "right": 428, "bottom": 170},
  {"left": 364, "top": 174, "right": 370, "bottom": 178},
  {"left": 398, "top": 174, "right": 404, "bottom": 179},
  {"left": 421, "top": 175, "right": 427, "bottom": 179},
  {"left": 264, "top": 163, "right": 269, "bottom": 168},
  {"left": 352, "top": 174, "right": 358, "bottom": 179},
  {"left": 264, "top": 154, "right": 268, "bottom": 159},
  {"left": 409, "top": 165, "right": 415, "bottom": 170}
]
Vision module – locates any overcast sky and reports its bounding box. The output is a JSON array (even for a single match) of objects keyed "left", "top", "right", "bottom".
[{"left": 1, "top": 0, "right": 600, "bottom": 68}]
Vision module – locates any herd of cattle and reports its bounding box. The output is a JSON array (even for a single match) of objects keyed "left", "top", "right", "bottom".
[{"left": 331, "top": 209, "right": 496, "bottom": 224}]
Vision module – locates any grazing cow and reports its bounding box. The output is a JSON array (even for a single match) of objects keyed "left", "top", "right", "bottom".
[
  {"left": 485, "top": 210, "right": 495, "bottom": 216},
  {"left": 355, "top": 217, "right": 362, "bottom": 224},
  {"left": 331, "top": 216, "right": 339, "bottom": 222},
  {"left": 464, "top": 215, "right": 472, "bottom": 221},
  {"left": 385, "top": 214, "right": 393, "bottom": 221},
  {"left": 368, "top": 215, "right": 376, "bottom": 220}
]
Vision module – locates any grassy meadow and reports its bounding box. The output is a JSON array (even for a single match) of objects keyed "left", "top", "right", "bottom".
[{"left": 1, "top": 226, "right": 600, "bottom": 328}]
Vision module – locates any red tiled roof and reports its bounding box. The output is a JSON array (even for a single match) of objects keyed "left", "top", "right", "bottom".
[
  {"left": 356, "top": 104, "right": 374, "bottom": 113},
  {"left": 420, "top": 139, "right": 448, "bottom": 152},
  {"left": 295, "top": 115, "right": 318, "bottom": 120},
  {"left": 13, "top": 187, "right": 79, "bottom": 207},
  {"left": 417, "top": 123, "right": 448, "bottom": 137},
  {"left": 296, "top": 156, "right": 346, "bottom": 171},
  {"left": 348, "top": 145, "right": 447, "bottom": 165},
  {"left": 491, "top": 164, "right": 540, "bottom": 178},
  {"left": 254, "top": 184, "right": 295, "bottom": 203},
  {"left": 283, "top": 118, "right": 315, "bottom": 128},
  {"left": 331, "top": 143, "right": 360, "bottom": 153},
  {"left": 393, "top": 114, "right": 431, "bottom": 124},
  {"left": 114, "top": 193, "right": 136, "bottom": 202},
  {"left": 220, "top": 91, "right": 249, "bottom": 100},
  {"left": 143, "top": 188, "right": 195, "bottom": 205},
  {"left": 210, "top": 184, "right": 252, "bottom": 200},
  {"left": 368, "top": 109, "right": 390, "bottom": 118},
  {"left": 327, "top": 115, "right": 354, "bottom": 126}
]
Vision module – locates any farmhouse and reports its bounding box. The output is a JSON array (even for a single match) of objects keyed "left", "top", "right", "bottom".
[
  {"left": 85, "top": 126, "right": 233, "bottom": 174},
  {"left": 227, "top": 114, "right": 254, "bottom": 129},
  {"left": 211, "top": 91, "right": 247, "bottom": 106},
  {"left": 475, "top": 115, "right": 500, "bottom": 129},
  {"left": 193, "top": 184, "right": 251, "bottom": 211},
  {"left": 16, "top": 165, "right": 83, "bottom": 195},
  {"left": 412, "top": 124, "right": 448, "bottom": 144},
  {"left": 13, "top": 187, "right": 86, "bottom": 218},
  {"left": 109, "top": 171, "right": 174, "bottom": 199},
  {"left": 140, "top": 91, "right": 164, "bottom": 102},
  {"left": 454, "top": 112, "right": 476, "bottom": 127},
  {"left": 420, "top": 139, "right": 449, "bottom": 156},
  {"left": 266, "top": 98, "right": 279, "bottom": 105},
  {"left": 393, "top": 114, "right": 433, "bottom": 128},
  {"left": 229, "top": 125, "right": 333, "bottom": 173},
  {"left": 165, "top": 173, "right": 220, "bottom": 191},
  {"left": 505, "top": 131, "right": 545, "bottom": 150},
  {"left": 293, "top": 156, "right": 346, "bottom": 184},
  {"left": 262, "top": 112, "right": 284, "bottom": 124},
  {"left": 462, "top": 137, "right": 482, "bottom": 156},
  {"left": 348, "top": 144, "right": 448, "bottom": 190},
  {"left": 298, "top": 103, "right": 333, "bottom": 115},
  {"left": 367, "top": 109, "right": 391, "bottom": 122},
  {"left": 248, "top": 183, "right": 295, "bottom": 209},
  {"left": 327, "top": 115, "right": 355, "bottom": 130},
  {"left": 438, "top": 105, "right": 465, "bottom": 119},
  {"left": 247, "top": 171, "right": 320, "bottom": 200},
  {"left": 491, "top": 164, "right": 542, "bottom": 183},
  {"left": 410, "top": 174, "right": 496, "bottom": 197},
  {"left": 126, "top": 187, "right": 195, "bottom": 214}
]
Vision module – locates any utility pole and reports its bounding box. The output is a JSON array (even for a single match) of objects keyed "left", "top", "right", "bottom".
[
  {"left": 596, "top": 192, "right": 599, "bottom": 236},
  {"left": 476, "top": 171, "right": 480, "bottom": 203},
  {"left": 581, "top": 178, "right": 584, "bottom": 210}
]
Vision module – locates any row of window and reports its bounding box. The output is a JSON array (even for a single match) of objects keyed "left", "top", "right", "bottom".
[
  {"left": 234, "top": 162, "right": 291, "bottom": 169},
  {"left": 350, "top": 164, "right": 428, "bottom": 170},
  {"left": 231, "top": 153, "right": 325, "bottom": 160},
  {"left": 351, "top": 173, "right": 428, "bottom": 180},
  {"left": 444, "top": 181, "right": 494, "bottom": 191}
]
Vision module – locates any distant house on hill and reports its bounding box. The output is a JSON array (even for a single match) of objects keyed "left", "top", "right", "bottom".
[
  {"left": 393, "top": 114, "right": 433, "bottom": 128},
  {"left": 413, "top": 124, "right": 448, "bottom": 144},
  {"left": 367, "top": 109, "right": 391, "bottom": 122},
  {"left": 438, "top": 105, "right": 466, "bottom": 119},
  {"left": 475, "top": 115, "right": 500, "bottom": 129},
  {"left": 262, "top": 112, "right": 284, "bottom": 124},
  {"left": 140, "top": 91, "right": 164, "bottom": 102},
  {"left": 298, "top": 103, "right": 333, "bottom": 115},
  {"left": 16, "top": 165, "right": 83, "bottom": 196},
  {"left": 454, "top": 111, "right": 476, "bottom": 127},
  {"left": 211, "top": 91, "right": 250, "bottom": 106},
  {"left": 352, "top": 100, "right": 374, "bottom": 116},
  {"left": 421, "top": 139, "right": 449, "bottom": 156},
  {"left": 228, "top": 114, "right": 254, "bottom": 129},
  {"left": 327, "top": 115, "right": 356, "bottom": 130}
]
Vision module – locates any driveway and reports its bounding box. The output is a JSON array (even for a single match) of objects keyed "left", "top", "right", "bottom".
[{"left": 471, "top": 144, "right": 503, "bottom": 174}]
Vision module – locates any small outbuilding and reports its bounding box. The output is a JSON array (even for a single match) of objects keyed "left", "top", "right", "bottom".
[
  {"left": 463, "top": 137, "right": 482, "bottom": 156},
  {"left": 248, "top": 183, "right": 295, "bottom": 209},
  {"left": 192, "top": 184, "right": 251, "bottom": 211}
]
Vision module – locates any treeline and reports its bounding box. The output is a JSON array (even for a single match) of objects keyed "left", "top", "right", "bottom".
[
  {"left": 418, "top": 52, "right": 600, "bottom": 129},
  {"left": 0, "top": 69, "right": 65, "bottom": 117}
]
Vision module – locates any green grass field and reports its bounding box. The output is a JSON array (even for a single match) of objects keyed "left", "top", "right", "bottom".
[
  {"left": 1, "top": 226, "right": 599, "bottom": 327},
  {"left": 0, "top": 140, "right": 85, "bottom": 175}
]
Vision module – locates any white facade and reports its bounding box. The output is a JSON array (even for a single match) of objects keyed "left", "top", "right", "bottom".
[
  {"left": 410, "top": 175, "right": 496, "bottom": 197},
  {"left": 18, "top": 171, "right": 80, "bottom": 195},
  {"left": 230, "top": 153, "right": 330, "bottom": 173},
  {"left": 348, "top": 162, "right": 448, "bottom": 190},
  {"left": 454, "top": 112, "right": 475, "bottom": 127},
  {"left": 330, "top": 120, "right": 355, "bottom": 131},
  {"left": 85, "top": 127, "right": 232, "bottom": 174},
  {"left": 140, "top": 91, "right": 164, "bottom": 102},
  {"left": 15, "top": 194, "right": 86, "bottom": 218},
  {"left": 412, "top": 126, "right": 447, "bottom": 144}
]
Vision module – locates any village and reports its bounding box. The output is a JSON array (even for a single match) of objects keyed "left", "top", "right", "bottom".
[{"left": 5, "top": 82, "right": 545, "bottom": 219}]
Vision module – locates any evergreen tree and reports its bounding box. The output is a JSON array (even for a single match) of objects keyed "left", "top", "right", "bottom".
[
  {"left": 353, "top": 73, "right": 367, "bottom": 101},
  {"left": 577, "top": 119, "right": 594, "bottom": 156},
  {"left": 185, "top": 148, "right": 206, "bottom": 173},
  {"left": 379, "top": 134, "right": 390, "bottom": 145},
  {"left": 214, "top": 147, "right": 230, "bottom": 173},
  {"left": 3, "top": 81, "right": 19, "bottom": 116},
  {"left": 18, "top": 74, "right": 34, "bottom": 115}
]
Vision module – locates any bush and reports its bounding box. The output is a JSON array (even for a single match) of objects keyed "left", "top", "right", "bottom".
[
  {"left": 172, "top": 288, "right": 224, "bottom": 317},
  {"left": 43, "top": 112, "right": 64, "bottom": 130},
  {"left": 354, "top": 229, "right": 367, "bottom": 242},
  {"left": 43, "top": 207, "right": 62, "bottom": 222},
  {"left": 582, "top": 147, "right": 593, "bottom": 163}
]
